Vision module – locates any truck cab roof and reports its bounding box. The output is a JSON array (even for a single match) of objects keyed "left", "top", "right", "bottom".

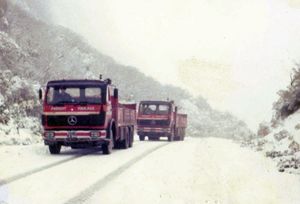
[
  {"left": 139, "top": 100, "right": 174, "bottom": 105},
  {"left": 47, "top": 79, "right": 113, "bottom": 87}
]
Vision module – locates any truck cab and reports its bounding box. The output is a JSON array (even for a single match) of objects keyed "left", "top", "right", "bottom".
[
  {"left": 40, "top": 79, "right": 136, "bottom": 154},
  {"left": 137, "top": 100, "right": 187, "bottom": 141}
]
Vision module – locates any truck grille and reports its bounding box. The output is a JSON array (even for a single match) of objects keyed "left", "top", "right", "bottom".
[
  {"left": 43, "top": 113, "right": 105, "bottom": 127},
  {"left": 137, "top": 119, "right": 170, "bottom": 126}
]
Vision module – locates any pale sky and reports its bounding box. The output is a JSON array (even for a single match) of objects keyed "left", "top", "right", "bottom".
[{"left": 49, "top": 0, "right": 300, "bottom": 130}]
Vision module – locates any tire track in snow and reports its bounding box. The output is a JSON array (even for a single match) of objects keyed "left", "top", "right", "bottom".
[
  {"left": 0, "top": 149, "right": 100, "bottom": 186},
  {"left": 64, "top": 142, "right": 170, "bottom": 204}
]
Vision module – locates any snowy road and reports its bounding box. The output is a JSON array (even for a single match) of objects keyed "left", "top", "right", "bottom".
[{"left": 1, "top": 137, "right": 300, "bottom": 204}]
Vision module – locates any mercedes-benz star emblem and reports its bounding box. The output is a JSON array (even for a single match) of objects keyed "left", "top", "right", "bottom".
[{"left": 67, "top": 116, "right": 77, "bottom": 126}]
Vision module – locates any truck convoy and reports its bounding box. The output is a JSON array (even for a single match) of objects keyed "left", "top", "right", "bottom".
[
  {"left": 39, "top": 78, "right": 136, "bottom": 155},
  {"left": 137, "top": 100, "right": 187, "bottom": 141}
]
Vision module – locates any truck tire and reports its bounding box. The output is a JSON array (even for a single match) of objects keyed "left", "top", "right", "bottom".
[
  {"left": 102, "top": 142, "right": 112, "bottom": 154},
  {"left": 120, "top": 129, "right": 129, "bottom": 149},
  {"left": 181, "top": 129, "right": 186, "bottom": 141},
  {"left": 49, "top": 144, "right": 61, "bottom": 154},
  {"left": 107, "top": 126, "right": 117, "bottom": 149},
  {"left": 128, "top": 128, "right": 133, "bottom": 148},
  {"left": 175, "top": 128, "right": 181, "bottom": 141},
  {"left": 174, "top": 133, "right": 180, "bottom": 141},
  {"left": 139, "top": 135, "right": 145, "bottom": 141},
  {"left": 103, "top": 126, "right": 114, "bottom": 154},
  {"left": 168, "top": 128, "right": 175, "bottom": 142}
]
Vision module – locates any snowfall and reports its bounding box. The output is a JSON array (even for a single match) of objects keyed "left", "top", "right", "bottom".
[{"left": 0, "top": 136, "right": 299, "bottom": 204}]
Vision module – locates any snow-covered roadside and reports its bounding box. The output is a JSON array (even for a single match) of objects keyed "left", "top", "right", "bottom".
[
  {"left": 246, "top": 114, "right": 300, "bottom": 174},
  {"left": 0, "top": 118, "right": 42, "bottom": 146},
  {"left": 0, "top": 69, "right": 42, "bottom": 146}
]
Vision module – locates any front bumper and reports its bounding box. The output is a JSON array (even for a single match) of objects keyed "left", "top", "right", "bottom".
[
  {"left": 137, "top": 127, "right": 171, "bottom": 136},
  {"left": 43, "top": 130, "right": 108, "bottom": 144}
]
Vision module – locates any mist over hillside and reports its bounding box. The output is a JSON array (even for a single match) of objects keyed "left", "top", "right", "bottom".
[{"left": 0, "top": 0, "right": 253, "bottom": 144}]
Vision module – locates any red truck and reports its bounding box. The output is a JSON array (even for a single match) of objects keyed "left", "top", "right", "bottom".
[
  {"left": 137, "top": 100, "right": 187, "bottom": 141},
  {"left": 39, "top": 78, "right": 136, "bottom": 155}
]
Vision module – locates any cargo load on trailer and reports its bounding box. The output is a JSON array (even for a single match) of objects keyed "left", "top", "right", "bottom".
[
  {"left": 39, "top": 78, "right": 136, "bottom": 154},
  {"left": 137, "top": 100, "right": 187, "bottom": 141}
]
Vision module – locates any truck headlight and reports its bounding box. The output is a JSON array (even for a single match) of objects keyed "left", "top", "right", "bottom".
[{"left": 45, "top": 132, "right": 54, "bottom": 138}]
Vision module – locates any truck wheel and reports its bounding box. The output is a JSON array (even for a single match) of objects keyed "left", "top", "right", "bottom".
[
  {"left": 174, "top": 129, "right": 179, "bottom": 141},
  {"left": 49, "top": 144, "right": 61, "bottom": 154},
  {"left": 121, "top": 130, "right": 129, "bottom": 149},
  {"left": 168, "top": 135, "right": 174, "bottom": 142},
  {"left": 139, "top": 135, "right": 145, "bottom": 141},
  {"left": 102, "top": 142, "right": 112, "bottom": 155},
  {"left": 168, "top": 129, "right": 175, "bottom": 142},
  {"left": 181, "top": 129, "right": 186, "bottom": 141},
  {"left": 107, "top": 127, "right": 117, "bottom": 149},
  {"left": 128, "top": 128, "right": 133, "bottom": 148}
]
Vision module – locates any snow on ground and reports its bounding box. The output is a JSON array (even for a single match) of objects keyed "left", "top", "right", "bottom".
[
  {"left": 0, "top": 138, "right": 166, "bottom": 204},
  {"left": 249, "top": 114, "right": 300, "bottom": 174},
  {"left": 1, "top": 136, "right": 297, "bottom": 204},
  {"left": 0, "top": 143, "right": 74, "bottom": 179},
  {"left": 0, "top": 118, "right": 41, "bottom": 146},
  {"left": 86, "top": 137, "right": 300, "bottom": 204}
]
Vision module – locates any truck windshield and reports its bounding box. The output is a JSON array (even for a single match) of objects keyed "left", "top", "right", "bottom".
[
  {"left": 46, "top": 86, "right": 104, "bottom": 105},
  {"left": 139, "top": 104, "right": 170, "bottom": 115}
]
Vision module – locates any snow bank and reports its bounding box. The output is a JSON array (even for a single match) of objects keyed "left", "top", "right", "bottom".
[
  {"left": 0, "top": 69, "right": 42, "bottom": 145},
  {"left": 0, "top": 117, "right": 42, "bottom": 145},
  {"left": 248, "top": 114, "right": 300, "bottom": 174}
]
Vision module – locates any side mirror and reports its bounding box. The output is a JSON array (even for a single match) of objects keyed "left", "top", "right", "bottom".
[
  {"left": 113, "top": 89, "right": 118, "bottom": 98},
  {"left": 38, "top": 89, "right": 42, "bottom": 100}
]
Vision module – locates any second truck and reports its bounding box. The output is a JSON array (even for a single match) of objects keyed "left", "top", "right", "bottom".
[{"left": 137, "top": 100, "right": 187, "bottom": 141}]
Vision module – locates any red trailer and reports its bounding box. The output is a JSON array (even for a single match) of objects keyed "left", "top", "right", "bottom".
[
  {"left": 39, "top": 78, "right": 136, "bottom": 154},
  {"left": 137, "top": 100, "right": 187, "bottom": 141}
]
